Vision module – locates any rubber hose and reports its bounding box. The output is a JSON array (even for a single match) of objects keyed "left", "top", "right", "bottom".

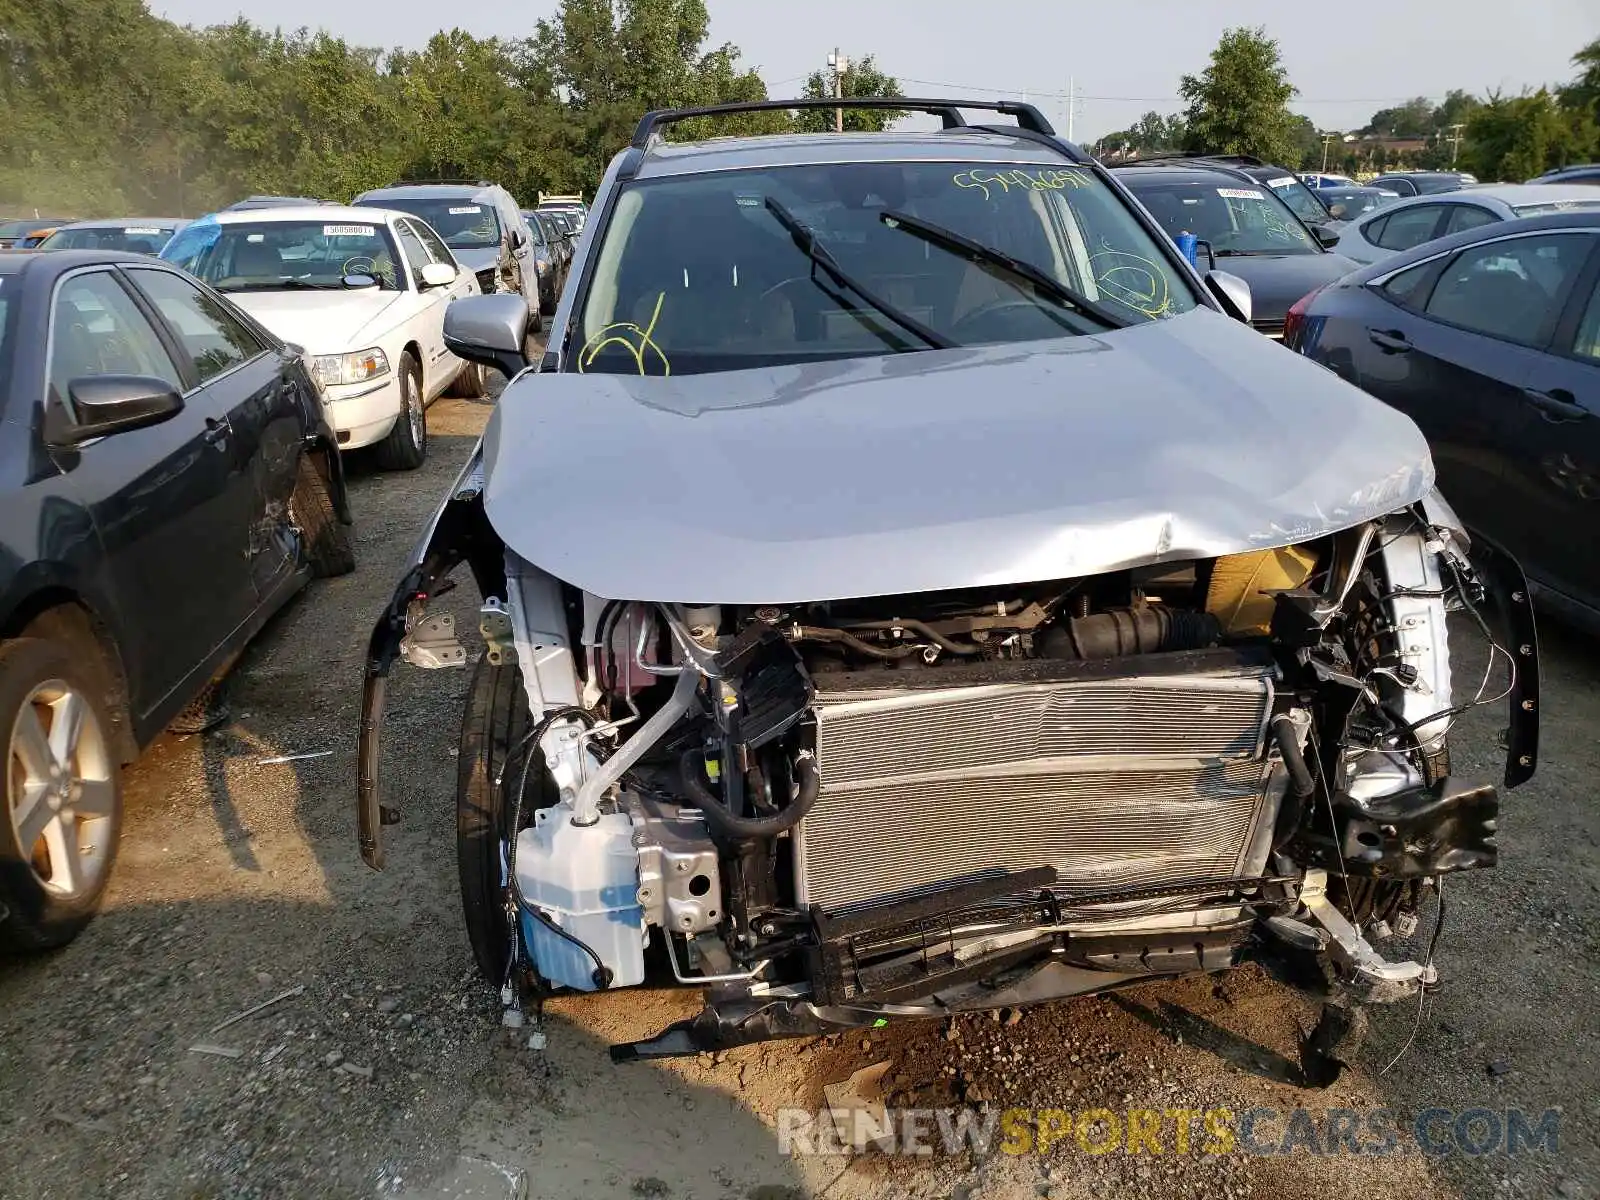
[
  {"left": 841, "top": 618, "right": 986, "bottom": 656},
  {"left": 1270, "top": 713, "right": 1316, "bottom": 851},
  {"left": 789, "top": 625, "right": 920, "bottom": 660},
  {"left": 680, "top": 747, "right": 820, "bottom": 839}
]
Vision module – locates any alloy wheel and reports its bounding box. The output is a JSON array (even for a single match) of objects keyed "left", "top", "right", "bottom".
[{"left": 7, "top": 680, "right": 115, "bottom": 898}]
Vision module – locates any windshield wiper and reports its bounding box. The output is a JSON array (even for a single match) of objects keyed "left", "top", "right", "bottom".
[
  {"left": 762, "top": 197, "right": 952, "bottom": 351},
  {"left": 879, "top": 209, "right": 1129, "bottom": 330}
]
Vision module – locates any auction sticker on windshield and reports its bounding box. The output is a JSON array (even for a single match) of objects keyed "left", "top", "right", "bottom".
[
  {"left": 124, "top": 226, "right": 163, "bottom": 234},
  {"left": 1268, "top": 177, "right": 1297, "bottom": 188},
  {"left": 324, "top": 225, "right": 376, "bottom": 237},
  {"left": 1217, "top": 188, "right": 1265, "bottom": 200},
  {"left": 448, "top": 206, "right": 482, "bottom": 215}
]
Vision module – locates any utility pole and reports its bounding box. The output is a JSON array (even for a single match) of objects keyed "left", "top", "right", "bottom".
[
  {"left": 1066, "top": 76, "right": 1075, "bottom": 142},
  {"left": 1446, "top": 123, "right": 1465, "bottom": 166},
  {"left": 827, "top": 49, "right": 849, "bottom": 133},
  {"left": 1321, "top": 132, "right": 1336, "bottom": 172}
]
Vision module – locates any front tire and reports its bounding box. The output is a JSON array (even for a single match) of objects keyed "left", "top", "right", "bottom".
[
  {"left": 457, "top": 654, "right": 540, "bottom": 984},
  {"left": 0, "top": 638, "right": 122, "bottom": 951},
  {"left": 289, "top": 454, "right": 355, "bottom": 577},
  {"left": 450, "top": 360, "right": 487, "bottom": 400},
  {"left": 372, "top": 352, "right": 425, "bottom": 471}
]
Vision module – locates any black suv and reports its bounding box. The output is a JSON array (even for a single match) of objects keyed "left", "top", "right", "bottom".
[{"left": 1110, "top": 159, "right": 1361, "bottom": 338}]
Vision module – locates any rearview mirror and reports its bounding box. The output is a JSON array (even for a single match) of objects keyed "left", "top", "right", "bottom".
[
  {"left": 47, "top": 376, "right": 184, "bottom": 447},
  {"left": 443, "top": 293, "right": 532, "bottom": 380},
  {"left": 342, "top": 273, "right": 378, "bottom": 290},
  {"left": 419, "top": 261, "right": 458, "bottom": 289},
  {"left": 1204, "top": 271, "right": 1253, "bottom": 325}
]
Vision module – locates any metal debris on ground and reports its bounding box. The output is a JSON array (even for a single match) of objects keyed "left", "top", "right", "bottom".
[
  {"left": 188, "top": 1044, "right": 244, "bottom": 1059},
  {"left": 255, "top": 751, "right": 334, "bottom": 765},
  {"left": 337, "top": 1062, "right": 374, "bottom": 1079},
  {"left": 208, "top": 983, "right": 307, "bottom": 1033},
  {"left": 261, "top": 1044, "right": 287, "bottom": 1065}
]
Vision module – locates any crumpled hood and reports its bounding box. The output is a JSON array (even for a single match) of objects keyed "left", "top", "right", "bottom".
[
  {"left": 483, "top": 307, "right": 1435, "bottom": 604},
  {"left": 228, "top": 290, "right": 405, "bottom": 352},
  {"left": 452, "top": 248, "right": 500, "bottom": 276}
]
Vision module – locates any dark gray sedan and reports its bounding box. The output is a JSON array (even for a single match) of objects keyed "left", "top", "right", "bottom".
[{"left": 0, "top": 249, "right": 353, "bottom": 950}]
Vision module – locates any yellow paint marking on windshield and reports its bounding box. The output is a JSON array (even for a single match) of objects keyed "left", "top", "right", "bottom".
[
  {"left": 953, "top": 168, "right": 1092, "bottom": 200},
  {"left": 1089, "top": 250, "right": 1171, "bottom": 320},
  {"left": 577, "top": 291, "right": 671, "bottom": 377}
]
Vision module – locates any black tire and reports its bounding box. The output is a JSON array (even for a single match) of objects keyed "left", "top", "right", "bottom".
[
  {"left": 0, "top": 637, "right": 123, "bottom": 952},
  {"left": 372, "top": 352, "right": 425, "bottom": 471},
  {"left": 289, "top": 454, "right": 355, "bottom": 578},
  {"left": 457, "top": 654, "right": 539, "bottom": 984},
  {"left": 450, "top": 360, "right": 487, "bottom": 400}
]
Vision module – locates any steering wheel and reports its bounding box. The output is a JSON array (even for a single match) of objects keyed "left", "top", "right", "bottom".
[{"left": 949, "top": 298, "right": 1078, "bottom": 343}]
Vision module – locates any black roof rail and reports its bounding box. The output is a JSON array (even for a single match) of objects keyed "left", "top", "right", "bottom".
[
  {"left": 1100, "top": 151, "right": 1267, "bottom": 168},
  {"left": 1103, "top": 155, "right": 1257, "bottom": 182},
  {"left": 629, "top": 97, "right": 1056, "bottom": 149}
]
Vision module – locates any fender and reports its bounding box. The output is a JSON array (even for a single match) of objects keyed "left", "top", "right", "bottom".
[{"left": 358, "top": 442, "right": 504, "bottom": 868}]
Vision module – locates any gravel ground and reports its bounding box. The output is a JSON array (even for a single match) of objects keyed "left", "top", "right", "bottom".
[{"left": 0, "top": 381, "right": 1595, "bottom": 1200}]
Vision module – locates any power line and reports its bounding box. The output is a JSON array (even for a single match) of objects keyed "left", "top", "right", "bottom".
[{"left": 892, "top": 75, "right": 1448, "bottom": 106}]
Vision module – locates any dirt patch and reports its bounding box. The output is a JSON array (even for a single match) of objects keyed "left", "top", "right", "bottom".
[{"left": 0, "top": 387, "right": 1594, "bottom": 1200}]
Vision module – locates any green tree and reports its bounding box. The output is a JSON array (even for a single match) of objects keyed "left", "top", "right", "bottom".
[
  {"left": 1178, "top": 26, "right": 1300, "bottom": 165},
  {"left": 1094, "top": 111, "right": 1185, "bottom": 158},
  {"left": 1563, "top": 36, "right": 1600, "bottom": 117},
  {"left": 794, "top": 54, "right": 902, "bottom": 133},
  {"left": 1363, "top": 96, "right": 1434, "bottom": 138},
  {"left": 1463, "top": 88, "right": 1598, "bottom": 180}
]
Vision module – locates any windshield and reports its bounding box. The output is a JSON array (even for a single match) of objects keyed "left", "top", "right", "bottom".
[
  {"left": 367, "top": 198, "right": 500, "bottom": 250},
  {"left": 39, "top": 225, "right": 177, "bottom": 253},
  {"left": 1262, "top": 174, "right": 1331, "bottom": 224},
  {"left": 161, "top": 219, "right": 406, "bottom": 291},
  {"left": 1121, "top": 177, "right": 1320, "bottom": 256},
  {"left": 572, "top": 160, "right": 1197, "bottom": 376}
]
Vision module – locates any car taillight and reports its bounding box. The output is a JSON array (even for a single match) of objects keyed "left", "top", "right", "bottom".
[{"left": 1282, "top": 285, "right": 1327, "bottom": 349}]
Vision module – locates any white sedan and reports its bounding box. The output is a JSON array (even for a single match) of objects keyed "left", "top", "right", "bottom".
[
  {"left": 159, "top": 205, "right": 481, "bottom": 469},
  {"left": 1332, "top": 183, "right": 1600, "bottom": 266}
]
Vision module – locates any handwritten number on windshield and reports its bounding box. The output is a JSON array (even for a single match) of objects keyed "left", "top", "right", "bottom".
[
  {"left": 953, "top": 168, "right": 1092, "bottom": 201},
  {"left": 578, "top": 291, "right": 671, "bottom": 377}
]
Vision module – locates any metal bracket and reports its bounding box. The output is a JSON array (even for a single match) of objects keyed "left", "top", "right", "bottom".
[
  {"left": 480, "top": 597, "right": 517, "bottom": 667},
  {"left": 400, "top": 605, "right": 467, "bottom": 669},
  {"left": 1298, "top": 869, "right": 1435, "bottom": 1003}
]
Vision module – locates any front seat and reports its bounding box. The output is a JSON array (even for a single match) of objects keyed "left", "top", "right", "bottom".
[{"left": 230, "top": 239, "right": 283, "bottom": 280}]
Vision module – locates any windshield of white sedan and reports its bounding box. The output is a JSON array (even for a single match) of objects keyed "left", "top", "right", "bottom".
[
  {"left": 1126, "top": 179, "right": 1320, "bottom": 256},
  {"left": 573, "top": 160, "right": 1197, "bottom": 375},
  {"left": 161, "top": 220, "right": 404, "bottom": 291},
  {"left": 373, "top": 199, "right": 501, "bottom": 250}
]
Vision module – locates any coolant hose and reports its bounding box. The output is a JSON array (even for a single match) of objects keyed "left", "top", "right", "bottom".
[
  {"left": 680, "top": 747, "right": 820, "bottom": 839},
  {"left": 1270, "top": 714, "right": 1316, "bottom": 851}
]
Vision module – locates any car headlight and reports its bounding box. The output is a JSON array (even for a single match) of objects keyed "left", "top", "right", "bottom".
[{"left": 310, "top": 348, "right": 390, "bottom": 389}]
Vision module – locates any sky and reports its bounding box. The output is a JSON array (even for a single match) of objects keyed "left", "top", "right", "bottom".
[{"left": 152, "top": 0, "right": 1599, "bottom": 141}]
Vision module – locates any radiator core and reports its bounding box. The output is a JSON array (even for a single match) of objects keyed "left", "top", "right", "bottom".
[{"left": 793, "top": 660, "right": 1278, "bottom": 914}]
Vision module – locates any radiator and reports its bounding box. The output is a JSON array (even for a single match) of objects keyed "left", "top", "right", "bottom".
[{"left": 793, "top": 657, "right": 1280, "bottom": 914}]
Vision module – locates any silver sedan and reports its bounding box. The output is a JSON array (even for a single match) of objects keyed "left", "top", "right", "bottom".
[{"left": 1335, "top": 182, "right": 1600, "bottom": 265}]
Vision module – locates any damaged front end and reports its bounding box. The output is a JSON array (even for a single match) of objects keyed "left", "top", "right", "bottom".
[{"left": 359, "top": 457, "right": 1537, "bottom": 1082}]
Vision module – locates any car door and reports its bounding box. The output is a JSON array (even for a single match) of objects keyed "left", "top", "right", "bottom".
[
  {"left": 45, "top": 268, "right": 254, "bottom": 716},
  {"left": 1499, "top": 236, "right": 1600, "bottom": 603},
  {"left": 1370, "top": 203, "right": 1452, "bottom": 257},
  {"left": 121, "top": 265, "right": 299, "bottom": 606},
  {"left": 393, "top": 218, "right": 455, "bottom": 393},
  {"left": 406, "top": 216, "right": 476, "bottom": 379},
  {"left": 501, "top": 197, "right": 538, "bottom": 314},
  {"left": 1441, "top": 203, "right": 1502, "bottom": 237},
  {"left": 1357, "top": 231, "right": 1596, "bottom": 566}
]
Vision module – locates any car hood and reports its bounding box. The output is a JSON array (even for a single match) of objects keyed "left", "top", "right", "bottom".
[
  {"left": 1211, "top": 252, "right": 1362, "bottom": 324},
  {"left": 482, "top": 307, "right": 1434, "bottom": 604},
  {"left": 452, "top": 248, "right": 500, "bottom": 275},
  {"left": 227, "top": 290, "right": 406, "bottom": 352}
]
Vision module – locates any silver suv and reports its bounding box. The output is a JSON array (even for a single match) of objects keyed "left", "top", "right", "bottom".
[
  {"left": 352, "top": 179, "right": 542, "bottom": 337},
  {"left": 358, "top": 98, "right": 1536, "bottom": 1083}
]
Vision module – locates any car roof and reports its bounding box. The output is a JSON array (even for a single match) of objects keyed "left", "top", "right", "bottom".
[
  {"left": 356, "top": 183, "right": 499, "bottom": 201},
  {"left": 631, "top": 130, "right": 1074, "bottom": 179},
  {"left": 53, "top": 217, "right": 185, "bottom": 230},
  {"left": 1373, "top": 171, "right": 1465, "bottom": 181},
  {"left": 0, "top": 248, "right": 167, "bottom": 278},
  {"left": 1379, "top": 183, "right": 1600, "bottom": 208},
  {"left": 203, "top": 204, "right": 403, "bottom": 226},
  {"left": 1108, "top": 162, "right": 1258, "bottom": 187}
]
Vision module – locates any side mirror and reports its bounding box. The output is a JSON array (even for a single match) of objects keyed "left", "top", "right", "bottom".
[
  {"left": 1204, "top": 271, "right": 1253, "bottom": 325},
  {"left": 510, "top": 230, "right": 527, "bottom": 251},
  {"left": 419, "top": 261, "right": 458, "bottom": 289},
  {"left": 1314, "top": 225, "right": 1343, "bottom": 248},
  {"left": 47, "top": 376, "right": 184, "bottom": 447},
  {"left": 443, "top": 293, "right": 531, "bottom": 380}
]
